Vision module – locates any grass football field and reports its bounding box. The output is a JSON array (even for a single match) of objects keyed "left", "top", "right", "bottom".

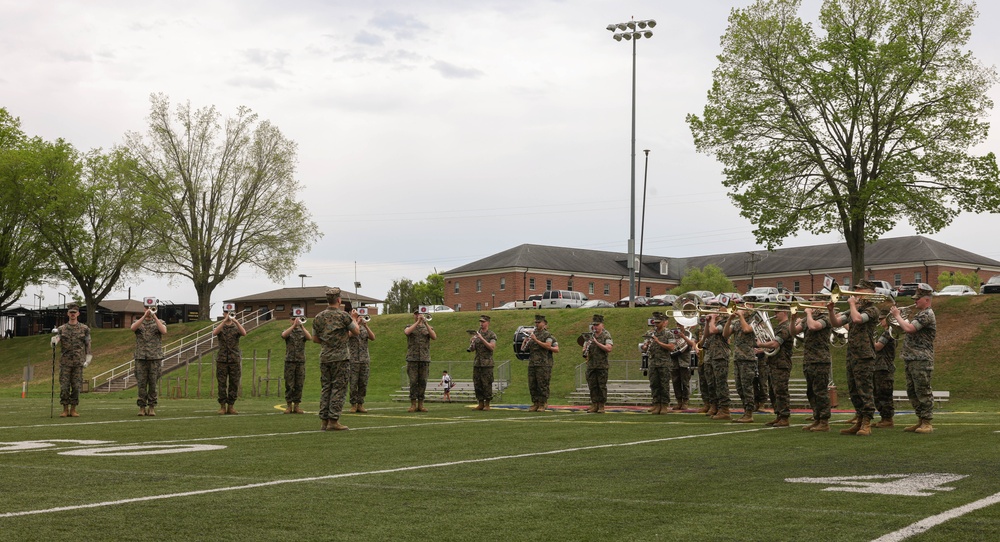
[{"left": 1, "top": 397, "right": 999, "bottom": 541}]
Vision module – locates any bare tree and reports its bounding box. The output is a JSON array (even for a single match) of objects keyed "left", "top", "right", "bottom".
[{"left": 126, "top": 94, "right": 321, "bottom": 319}]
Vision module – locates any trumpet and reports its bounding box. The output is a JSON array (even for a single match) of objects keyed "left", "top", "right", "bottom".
[{"left": 143, "top": 297, "right": 158, "bottom": 316}]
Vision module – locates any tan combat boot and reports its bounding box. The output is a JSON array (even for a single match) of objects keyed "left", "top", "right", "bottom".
[
  {"left": 587, "top": 403, "right": 599, "bottom": 413},
  {"left": 320, "top": 418, "right": 329, "bottom": 431},
  {"left": 773, "top": 417, "right": 789, "bottom": 427},
  {"left": 841, "top": 415, "right": 858, "bottom": 425},
  {"left": 678, "top": 402, "right": 689, "bottom": 411},
  {"left": 764, "top": 417, "right": 780, "bottom": 426},
  {"left": 138, "top": 407, "right": 146, "bottom": 416},
  {"left": 408, "top": 400, "right": 417, "bottom": 413},
  {"left": 647, "top": 403, "right": 661, "bottom": 414},
  {"left": 711, "top": 407, "right": 731, "bottom": 420},
  {"left": 417, "top": 400, "right": 427, "bottom": 412},
  {"left": 696, "top": 403, "right": 710, "bottom": 414},
  {"left": 802, "top": 419, "right": 819, "bottom": 431},
  {"left": 903, "top": 420, "right": 922, "bottom": 432},
  {"left": 483, "top": 401, "right": 491, "bottom": 411},
  {"left": 69, "top": 406, "right": 80, "bottom": 417},
  {"left": 810, "top": 420, "right": 830, "bottom": 432},
  {"left": 528, "top": 402, "right": 539, "bottom": 412},
  {"left": 856, "top": 417, "right": 872, "bottom": 436},
  {"left": 733, "top": 412, "right": 754, "bottom": 424},
  {"left": 226, "top": 404, "right": 239, "bottom": 415},
  {"left": 874, "top": 417, "right": 894, "bottom": 428},
  {"left": 914, "top": 419, "right": 934, "bottom": 434},
  {"left": 348, "top": 404, "right": 357, "bottom": 413},
  {"left": 540, "top": 402, "right": 548, "bottom": 411},
  {"left": 706, "top": 404, "right": 718, "bottom": 417},
  {"left": 841, "top": 417, "right": 863, "bottom": 435},
  {"left": 355, "top": 404, "right": 366, "bottom": 413},
  {"left": 475, "top": 401, "right": 485, "bottom": 411},
  {"left": 60, "top": 405, "right": 69, "bottom": 418},
  {"left": 329, "top": 420, "right": 349, "bottom": 431},
  {"left": 597, "top": 403, "right": 605, "bottom": 413},
  {"left": 285, "top": 403, "right": 294, "bottom": 414},
  {"left": 146, "top": 407, "right": 156, "bottom": 417},
  {"left": 218, "top": 405, "right": 227, "bottom": 415}
]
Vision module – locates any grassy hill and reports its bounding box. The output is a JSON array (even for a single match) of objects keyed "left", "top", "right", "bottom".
[{"left": 2, "top": 295, "right": 998, "bottom": 404}]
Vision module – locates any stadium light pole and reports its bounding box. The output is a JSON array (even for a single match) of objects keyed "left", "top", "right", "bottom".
[{"left": 607, "top": 18, "right": 655, "bottom": 308}]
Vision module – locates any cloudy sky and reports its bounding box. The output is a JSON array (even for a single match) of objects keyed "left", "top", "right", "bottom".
[{"left": 4, "top": 0, "right": 1000, "bottom": 315}]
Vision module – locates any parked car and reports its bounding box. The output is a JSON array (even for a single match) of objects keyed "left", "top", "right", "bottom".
[
  {"left": 980, "top": 275, "right": 1000, "bottom": 295},
  {"left": 652, "top": 294, "right": 678, "bottom": 305},
  {"left": 537, "top": 289, "right": 589, "bottom": 309},
  {"left": 581, "top": 299, "right": 616, "bottom": 309},
  {"left": 897, "top": 283, "right": 933, "bottom": 297},
  {"left": 935, "top": 285, "right": 977, "bottom": 296},
  {"left": 419, "top": 304, "right": 455, "bottom": 313},
  {"left": 683, "top": 290, "right": 716, "bottom": 303},
  {"left": 868, "top": 280, "right": 898, "bottom": 299},
  {"left": 492, "top": 301, "right": 518, "bottom": 310},
  {"left": 646, "top": 297, "right": 667, "bottom": 306},
  {"left": 615, "top": 296, "right": 649, "bottom": 307}
]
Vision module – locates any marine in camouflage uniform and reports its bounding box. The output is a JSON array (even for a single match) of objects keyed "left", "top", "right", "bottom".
[
  {"left": 644, "top": 313, "right": 673, "bottom": 414},
  {"left": 131, "top": 308, "right": 167, "bottom": 416},
  {"left": 726, "top": 310, "right": 758, "bottom": 422},
  {"left": 348, "top": 315, "right": 375, "bottom": 412},
  {"left": 584, "top": 314, "right": 614, "bottom": 413},
  {"left": 56, "top": 304, "right": 90, "bottom": 417},
  {"left": 702, "top": 313, "right": 732, "bottom": 418},
  {"left": 313, "top": 288, "right": 359, "bottom": 430},
  {"left": 213, "top": 316, "right": 247, "bottom": 414},
  {"left": 281, "top": 316, "right": 312, "bottom": 413},
  {"left": 404, "top": 309, "right": 436, "bottom": 412},
  {"left": 760, "top": 309, "right": 794, "bottom": 426},
  {"left": 470, "top": 315, "right": 498, "bottom": 410},
  {"left": 524, "top": 315, "right": 558, "bottom": 411},
  {"left": 798, "top": 309, "right": 832, "bottom": 431},
  {"left": 873, "top": 324, "right": 897, "bottom": 427},
  {"left": 893, "top": 286, "right": 936, "bottom": 433},
  {"left": 668, "top": 334, "right": 693, "bottom": 411},
  {"left": 828, "top": 280, "right": 881, "bottom": 436}
]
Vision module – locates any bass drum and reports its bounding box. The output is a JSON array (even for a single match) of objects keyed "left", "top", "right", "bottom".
[{"left": 513, "top": 325, "right": 534, "bottom": 361}]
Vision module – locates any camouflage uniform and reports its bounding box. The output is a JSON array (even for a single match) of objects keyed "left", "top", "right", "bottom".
[
  {"left": 215, "top": 322, "right": 243, "bottom": 406},
  {"left": 730, "top": 318, "right": 758, "bottom": 413},
  {"left": 668, "top": 343, "right": 692, "bottom": 407},
  {"left": 134, "top": 318, "right": 165, "bottom": 409},
  {"left": 526, "top": 329, "right": 556, "bottom": 405},
  {"left": 585, "top": 329, "right": 613, "bottom": 404},
  {"left": 348, "top": 326, "right": 372, "bottom": 407},
  {"left": 313, "top": 308, "right": 356, "bottom": 422},
  {"left": 753, "top": 352, "right": 772, "bottom": 408},
  {"left": 902, "top": 308, "right": 936, "bottom": 421},
  {"left": 801, "top": 314, "right": 832, "bottom": 421},
  {"left": 405, "top": 322, "right": 433, "bottom": 401},
  {"left": 703, "top": 322, "right": 731, "bottom": 408},
  {"left": 874, "top": 329, "right": 897, "bottom": 420},
  {"left": 57, "top": 322, "right": 90, "bottom": 406},
  {"left": 283, "top": 327, "right": 308, "bottom": 404},
  {"left": 767, "top": 320, "right": 795, "bottom": 419},
  {"left": 472, "top": 329, "right": 498, "bottom": 402},
  {"left": 646, "top": 328, "right": 673, "bottom": 406},
  {"left": 841, "top": 303, "right": 880, "bottom": 420}
]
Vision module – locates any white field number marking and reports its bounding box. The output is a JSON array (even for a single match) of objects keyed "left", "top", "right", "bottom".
[
  {"left": 0, "top": 440, "right": 113, "bottom": 452},
  {"left": 785, "top": 473, "right": 967, "bottom": 496},
  {"left": 60, "top": 444, "right": 227, "bottom": 456}
]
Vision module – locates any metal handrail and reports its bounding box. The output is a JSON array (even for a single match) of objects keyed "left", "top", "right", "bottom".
[{"left": 90, "top": 310, "right": 273, "bottom": 392}]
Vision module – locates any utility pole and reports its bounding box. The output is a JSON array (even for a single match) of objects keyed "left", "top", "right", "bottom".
[{"left": 745, "top": 252, "right": 763, "bottom": 289}]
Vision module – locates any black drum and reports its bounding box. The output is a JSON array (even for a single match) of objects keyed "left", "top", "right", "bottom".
[{"left": 513, "top": 325, "right": 534, "bottom": 360}]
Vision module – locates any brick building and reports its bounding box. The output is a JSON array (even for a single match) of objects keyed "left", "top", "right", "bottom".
[{"left": 442, "top": 236, "right": 1000, "bottom": 311}]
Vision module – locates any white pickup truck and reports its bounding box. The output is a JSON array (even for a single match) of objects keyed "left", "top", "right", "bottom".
[{"left": 513, "top": 295, "right": 542, "bottom": 309}]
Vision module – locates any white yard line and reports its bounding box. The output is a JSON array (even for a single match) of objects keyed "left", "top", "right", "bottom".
[
  {"left": 870, "top": 491, "right": 1000, "bottom": 542},
  {"left": 0, "top": 425, "right": 769, "bottom": 518}
]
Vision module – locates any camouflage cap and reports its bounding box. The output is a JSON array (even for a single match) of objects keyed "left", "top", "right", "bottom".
[
  {"left": 479, "top": 315, "right": 491, "bottom": 322},
  {"left": 66, "top": 303, "right": 80, "bottom": 312},
  {"left": 651, "top": 312, "right": 666, "bottom": 323},
  {"left": 325, "top": 287, "right": 342, "bottom": 299},
  {"left": 914, "top": 284, "right": 934, "bottom": 299},
  {"left": 534, "top": 314, "right": 547, "bottom": 323},
  {"left": 855, "top": 279, "right": 876, "bottom": 290},
  {"left": 591, "top": 314, "right": 604, "bottom": 324}
]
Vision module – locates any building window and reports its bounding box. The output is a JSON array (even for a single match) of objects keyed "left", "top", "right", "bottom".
[
  {"left": 793, "top": 281, "right": 800, "bottom": 293},
  {"left": 589, "top": 282, "right": 595, "bottom": 295},
  {"left": 894, "top": 273, "right": 901, "bottom": 286},
  {"left": 500, "top": 278, "right": 506, "bottom": 291},
  {"left": 660, "top": 259, "right": 669, "bottom": 275},
  {"left": 546, "top": 279, "right": 552, "bottom": 290},
  {"left": 645, "top": 287, "right": 651, "bottom": 297},
  {"left": 454, "top": 282, "right": 460, "bottom": 294},
  {"left": 455, "top": 304, "right": 461, "bottom": 311},
  {"left": 843, "top": 277, "right": 851, "bottom": 288},
  {"left": 529, "top": 278, "right": 535, "bottom": 290},
  {"left": 275, "top": 304, "right": 285, "bottom": 311},
  {"left": 914, "top": 272, "right": 922, "bottom": 281},
  {"left": 476, "top": 279, "right": 482, "bottom": 293},
  {"left": 776, "top": 281, "right": 783, "bottom": 289},
  {"left": 604, "top": 283, "right": 610, "bottom": 295},
  {"left": 476, "top": 302, "right": 482, "bottom": 311}
]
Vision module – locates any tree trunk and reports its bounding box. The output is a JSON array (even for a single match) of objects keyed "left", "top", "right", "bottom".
[
  {"left": 197, "top": 283, "right": 213, "bottom": 321},
  {"left": 82, "top": 292, "right": 98, "bottom": 328},
  {"left": 844, "top": 222, "right": 866, "bottom": 287}
]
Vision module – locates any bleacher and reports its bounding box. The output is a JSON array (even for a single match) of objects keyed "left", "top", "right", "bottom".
[{"left": 390, "top": 360, "right": 511, "bottom": 403}]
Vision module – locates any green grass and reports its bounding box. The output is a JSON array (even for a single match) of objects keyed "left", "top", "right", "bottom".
[{"left": 1, "top": 397, "right": 998, "bottom": 541}]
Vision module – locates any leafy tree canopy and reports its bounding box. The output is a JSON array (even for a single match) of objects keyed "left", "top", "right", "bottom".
[{"left": 670, "top": 265, "right": 735, "bottom": 296}]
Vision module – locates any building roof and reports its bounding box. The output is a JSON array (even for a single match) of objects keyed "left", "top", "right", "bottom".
[
  {"left": 445, "top": 236, "right": 1000, "bottom": 279},
  {"left": 226, "top": 286, "right": 384, "bottom": 305},
  {"left": 99, "top": 299, "right": 147, "bottom": 314}
]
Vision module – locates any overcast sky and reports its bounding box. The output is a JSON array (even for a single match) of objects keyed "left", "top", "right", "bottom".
[{"left": 4, "top": 0, "right": 1000, "bottom": 315}]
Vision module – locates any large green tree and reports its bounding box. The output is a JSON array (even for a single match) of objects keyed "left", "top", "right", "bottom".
[
  {"left": 384, "top": 273, "right": 446, "bottom": 314},
  {"left": 0, "top": 108, "right": 58, "bottom": 311},
  {"left": 688, "top": 0, "right": 1000, "bottom": 283},
  {"left": 670, "top": 265, "right": 735, "bottom": 296},
  {"left": 126, "top": 94, "right": 321, "bottom": 320},
  {"left": 25, "top": 143, "right": 159, "bottom": 327}
]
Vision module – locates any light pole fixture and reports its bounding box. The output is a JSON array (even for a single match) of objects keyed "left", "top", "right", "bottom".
[
  {"left": 298, "top": 274, "right": 310, "bottom": 288},
  {"left": 607, "top": 18, "right": 655, "bottom": 308}
]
